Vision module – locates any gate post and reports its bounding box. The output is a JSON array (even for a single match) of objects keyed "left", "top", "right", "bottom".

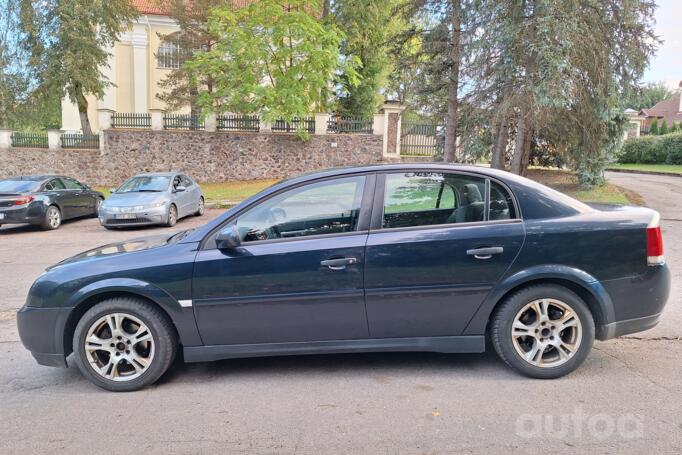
[{"left": 380, "top": 101, "right": 406, "bottom": 159}]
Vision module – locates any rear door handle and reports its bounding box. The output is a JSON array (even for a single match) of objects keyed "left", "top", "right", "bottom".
[
  {"left": 466, "top": 247, "right": 504, "bottom": 259},
  {"left": 320, "top": 257, "right": 358, "bottom": 270}
]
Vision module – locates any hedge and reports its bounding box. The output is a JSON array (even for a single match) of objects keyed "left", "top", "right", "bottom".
[{"left": 618, "top": 132, "right": 682, "bottom": 164}]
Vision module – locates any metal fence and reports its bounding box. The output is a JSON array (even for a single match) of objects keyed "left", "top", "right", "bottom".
[
  {"left": 112, "top": 113, "right": 151, "bottom": 129},
  {"left": 61, "top": 133, "right": 100, "bottom": 149},
  {"left": 400, "top": 122, "right": 444, "bottom": 156},
  {"left": 217, "top": 114, "right": 260, "bottom": 132},
  {"left": 327, "top": 115, "right": 373, "bottom": 134},
  {"left": 164, "top": 114, "right": 204, "bottom": 130},
  {"left": 11, "top": 132, "right": 48, "bottom": 148},
  {"left": 272, "top": 117, "right": 315, "bottom": 133}
]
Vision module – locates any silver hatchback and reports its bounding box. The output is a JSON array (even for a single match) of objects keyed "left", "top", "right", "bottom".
[{"left": 99, "top": 173, "right": 204, "bottom": 228}]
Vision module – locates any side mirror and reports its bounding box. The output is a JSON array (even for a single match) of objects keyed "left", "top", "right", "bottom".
[
  {"left": 216, "top": 225, "right": 241, "bottom": 249},
  {"left": 109, "top": 188, "right": 117, "bottom": 194},
  {"left": 175, "top": 186, "right": 187, "bottom": 193}
]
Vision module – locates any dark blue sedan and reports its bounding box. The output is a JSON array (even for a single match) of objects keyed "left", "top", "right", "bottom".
[{"left": 17, "top": 164, "right": 671, "bottom": 391}]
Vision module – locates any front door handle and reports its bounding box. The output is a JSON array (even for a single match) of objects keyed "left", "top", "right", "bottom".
[
  {"left": 466, "top": 246, "right": 504, "bottom": 260},
  {"left": 320, "top": 257, "right": 358, "bottom": 270}
]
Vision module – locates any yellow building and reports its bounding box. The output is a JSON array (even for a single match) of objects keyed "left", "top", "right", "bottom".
[{"left": 61, "top": 1, "right": 254, "bottom": 132}]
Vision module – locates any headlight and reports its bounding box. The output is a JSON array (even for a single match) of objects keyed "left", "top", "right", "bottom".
[{"left": 142, "top": 202, "right": 166, "bottom": 210}]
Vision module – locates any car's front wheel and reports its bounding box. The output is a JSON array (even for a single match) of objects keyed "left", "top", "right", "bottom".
[
  {"left": 490, "top": 284, "right": 594, "bottom": 379},
  {"left": 195, "top": 197, "right": 205, "bottom": 216},
  {"left": 72, "top": 298, "right": 177, "bottom": 392},
  {"left": 166, "top": 204, "right": 178, "bottom": 227}
]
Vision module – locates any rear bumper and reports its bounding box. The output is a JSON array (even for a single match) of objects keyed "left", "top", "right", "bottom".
[
  {"left": 0, "top": 205, "right": 43, "bottom": 225},
  {"left": 597, "top": 264, "right": 671, "bottom": 340},
  {"left": 17, "top": 305, "right": 71, "bottom": 368}
]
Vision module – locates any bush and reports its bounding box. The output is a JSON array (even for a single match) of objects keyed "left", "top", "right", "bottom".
[{"left": 618, "top": 132, "right": 682, "bottom": 164}]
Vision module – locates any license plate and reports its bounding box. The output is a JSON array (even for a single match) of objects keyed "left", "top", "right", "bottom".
[{"left": 115, "top": 214, "right": 136, "bottom": 220}]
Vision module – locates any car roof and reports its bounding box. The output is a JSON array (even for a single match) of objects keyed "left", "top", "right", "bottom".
[
  {"left": 133, "top": 172, "right": 179, "bottom": 177},
  {"left": 2, "top": 175, "right": 59, "bottom": 182}
]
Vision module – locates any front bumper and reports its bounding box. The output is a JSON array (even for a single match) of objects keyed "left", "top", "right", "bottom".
[
  {"left": 99, "top": 205, "right": 167, "bottom": 227},
  {"left": 17, "top": 305, "right": 72, "bottom": 367}
]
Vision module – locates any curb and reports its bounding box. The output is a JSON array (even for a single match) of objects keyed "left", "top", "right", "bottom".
[{"left": 606, "top": 168, "right": 682, "bottom": 178}]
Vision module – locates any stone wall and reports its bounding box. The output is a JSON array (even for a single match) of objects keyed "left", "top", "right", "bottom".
[{"left": 0, "top": 130, "right": 384, "bottom": 186}]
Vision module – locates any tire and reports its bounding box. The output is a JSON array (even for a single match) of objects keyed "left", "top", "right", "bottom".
[
  {"left": 72, "top": 297, "right": 177, "bottom": 392},
  {"left": 41, "top": 205, "right": 62, "bottom": 230},
  {"left": 195, "top": 197, "right": 205, "bottom": 216},
  {"left": 93, "top": 197, "right": 104, "bottom": 217},
  {"left": 166, "top": 204, "right": 178, "bottom": 227},
  {"left": 490, "top": 284, "right": 595, "bottom": 379}
]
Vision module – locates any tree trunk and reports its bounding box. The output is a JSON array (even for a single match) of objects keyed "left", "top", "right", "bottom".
[
  {"left": 443, "top": 0, "right": 461, "bottom": 163},
  {"left": 520, "top": 127, "right": 533, "bottom": 176},
  {"left": 491, "top": 116, "right": 508, "bottom": 169},
  {"left": 510, "top": 114, "right": 526, "bottom": 175},
  {"left": 74, "top": 85, "right": 93, "bottom": 136}
]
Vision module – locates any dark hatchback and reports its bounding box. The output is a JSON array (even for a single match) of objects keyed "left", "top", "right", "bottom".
[
  {"left": 17, "top": 164, "right": 670, "bottom": 391},
  {"left": 0, "top": 175, "right": 104, "bottom": 230}
]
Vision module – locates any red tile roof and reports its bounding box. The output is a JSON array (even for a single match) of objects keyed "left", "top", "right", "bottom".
[
  {"left": 640, "top": 95, "right": 682, "bottom": 126},
  {"left": 131, "top": 0, "right": 256, "bottom": 16}
]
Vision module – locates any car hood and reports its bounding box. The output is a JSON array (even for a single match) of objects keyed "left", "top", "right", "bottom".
[
  {"left": 104, "top": 192, "right": 168, "bottom": 207},
  {"left": 49, "top": 234, "right": 172, "bottom": 270}
]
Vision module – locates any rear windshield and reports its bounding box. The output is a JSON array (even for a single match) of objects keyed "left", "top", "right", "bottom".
[{"left": 0, "top": 180, "right": 41, "bottom": 193}]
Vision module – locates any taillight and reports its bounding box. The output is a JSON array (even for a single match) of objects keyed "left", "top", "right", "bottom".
[
  {"left": 647, "top": 212, "right": 664, "bottom": 265},
  {"left": 13, "top": 196, "right": 34, "bottom": 206}
]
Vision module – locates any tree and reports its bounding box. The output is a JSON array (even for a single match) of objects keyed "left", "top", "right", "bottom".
[
  {"left": 22, "top": 0, "right": 137, "bottom": 135},
  {"left": 659, "top": 119, "right": 668, "bottom": 135},
  {"left": 650, "top": 118, "right": 659, "bottom": 135},
  {"left": 186, "top": 0, "right": 354, "bottom": 131},
  {"left": 156, "top": 0, "right": 223, "bottom": 116},
  {"left": 623, "top": 81, "right": 675, "bottom": 111},
  {"left": 331, "top": 0, "right": 405, "bottom": 118}
]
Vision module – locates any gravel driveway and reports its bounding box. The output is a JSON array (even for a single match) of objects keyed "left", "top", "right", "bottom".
[{"left": 0, "top": 178, "right": 680, "bottom": 454}]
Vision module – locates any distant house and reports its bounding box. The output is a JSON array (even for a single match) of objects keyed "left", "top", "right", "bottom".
[
  {"left": 61, "top": 0, "right": 255, "bottom": 133},
  {"left": 637, "top": 81, "right": 682, "bottom": 135}
]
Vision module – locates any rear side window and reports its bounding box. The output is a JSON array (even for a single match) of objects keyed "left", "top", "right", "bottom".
[
  {"left": 45, "top": 179, "right": 66, "bottom": 191},
  {"left": 490, "top": 181, "right": 517, "bottom": 220},
  {"left": 62, "top": 178, "right": 85, "bottom": 190},
  {"left": 382, "top": 172, "right": 486, "bottom": 228}
]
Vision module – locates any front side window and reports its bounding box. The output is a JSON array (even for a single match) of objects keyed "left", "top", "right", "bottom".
[
  {"left": 382, "top": 172, "right": 486, "bottom": 228},
  {"left": 236, "top": 176, "right": 366, "bottom": 242}
]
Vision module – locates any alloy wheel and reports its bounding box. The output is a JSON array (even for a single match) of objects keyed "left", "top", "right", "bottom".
[
  {"left": 198, "top": 198, "right": 205, "bottom": 215},
  {"left": 510, "top": 298, "right": 583, "bottom": 368},
  {"left": 84, "top": 312, "right": 155, "bottom": 381},
  {"left": 168, "top": 205, "right": 177, "bottom": 225},
  {"left": 47, "top": 207, "right": 61, "bottom": 229}
]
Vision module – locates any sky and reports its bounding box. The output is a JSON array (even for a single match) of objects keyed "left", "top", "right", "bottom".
[{"left": 644, "top": 0, "right": 682, "bottom": 88}]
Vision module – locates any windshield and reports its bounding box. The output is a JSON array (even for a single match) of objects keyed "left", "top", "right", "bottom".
[
  {"left": 0, "top": 180, "right": 41, "bottom": 193},
  {"left": 116, "top": 176, "right": 170, "bottom": 193}
]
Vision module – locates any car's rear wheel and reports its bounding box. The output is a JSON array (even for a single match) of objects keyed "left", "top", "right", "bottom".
[
  {"left": 166, "top": 204, "right": 177, "bottom": 227},
  {"left": 195, "top": 197, "right": 205, "bottom": 216},
  {"left": 72, "top": 298, "right": 177, "bottom": 392},
  {"left": 41, "top": 205, "right": 61, "bottom": 230},
  {"left": 490, "top": 284, "right": 594, "bottom": 379}
]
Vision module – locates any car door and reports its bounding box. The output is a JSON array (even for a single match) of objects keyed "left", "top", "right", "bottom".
[
  {"left": 171, "top": 175, "right": 192, "bottom": 217},
  {"left": 192, "top": 174, "right": 374, "bottom": 346},
  {"left": 364, "top": 171, "right": 525, "bottom": 338},
  {"left": 180, "top": 175, "right": 200, "bottom": 214},
  {"left": 60, "top": 177, "right": 92, "bottom": 218},
  {"left": 41, "top": 178, "right": 69, "bottom": 214}
]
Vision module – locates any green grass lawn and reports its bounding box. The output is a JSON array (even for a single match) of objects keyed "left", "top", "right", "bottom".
[{"left": 607, "top": 163, "right": 682, "bottom": 175}]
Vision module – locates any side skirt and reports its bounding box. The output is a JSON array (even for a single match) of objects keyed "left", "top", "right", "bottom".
[{"left": 183, "top": 335, "right": 486, "bottom": 363}]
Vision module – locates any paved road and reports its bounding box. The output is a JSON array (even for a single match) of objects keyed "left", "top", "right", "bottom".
[{"left": 1, "top": 179, "right": 681, "bottom": 454}]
